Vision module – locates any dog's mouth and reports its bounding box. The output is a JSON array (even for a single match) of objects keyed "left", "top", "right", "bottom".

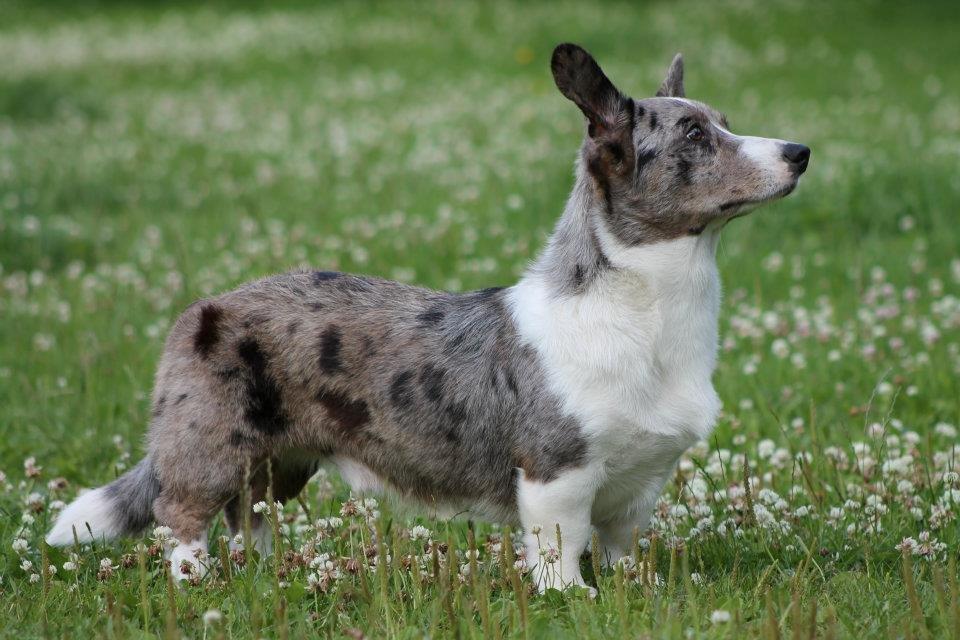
[{"left": 718, "top": 182, "right": 797, "bottom": 216}]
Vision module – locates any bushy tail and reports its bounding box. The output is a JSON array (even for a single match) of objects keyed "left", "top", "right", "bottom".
[{"left": 46, "top": 457, "right": 161, "bottom": 546}]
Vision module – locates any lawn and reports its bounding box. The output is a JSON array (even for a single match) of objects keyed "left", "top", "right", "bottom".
[{"left": 2, "top": 0, "right": 960, "bottom": 637}]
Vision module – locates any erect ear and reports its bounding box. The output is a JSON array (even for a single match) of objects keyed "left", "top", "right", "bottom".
[
  {"left": 656, "top": 53, "right": 685, "bottom": 98},
  {"left": 551, "top": 43, "right": 628, "bottom": 138}
]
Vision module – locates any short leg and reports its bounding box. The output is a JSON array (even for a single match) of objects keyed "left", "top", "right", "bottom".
[
  {"left": 517, "top": 466, "right": 599, "bottom": 594},
  {"left": 154, "top": 492, "right": 221, "bottom": 581},
  {"left": 593, "top": 480, "right": 667, "bottom": 570}
]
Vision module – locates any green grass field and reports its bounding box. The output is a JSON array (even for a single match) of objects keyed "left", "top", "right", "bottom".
[{"left": 2, "top": 0, "right": 960, "bottom": 637}]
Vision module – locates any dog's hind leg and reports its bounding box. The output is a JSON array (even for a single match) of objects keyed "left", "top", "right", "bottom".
[{"left": 152, "top": 444, "right": 252, "bottom": 581}]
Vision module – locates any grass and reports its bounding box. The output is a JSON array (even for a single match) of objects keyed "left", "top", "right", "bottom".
[{"left": 2, "top": 0, "right": 960, "bottom": 637}]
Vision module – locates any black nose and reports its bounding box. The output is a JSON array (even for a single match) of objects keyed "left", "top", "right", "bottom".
[{"left": 781, "top": 143, "right": 810, "bottom": 174}]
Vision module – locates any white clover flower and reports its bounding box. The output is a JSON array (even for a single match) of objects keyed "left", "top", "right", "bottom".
[
  {"left": 20, "top": 560, "right": 33, "bottom": 572},
  {"left": 309, "top": 553, "right": 331, "bottom": 569},
  {"left": 896, "top": 537, "right": 918, "bottom": 554},
  {"left": 771, "top": 339, "right": 790, "bottom": 359},
  {"left": 63, "top": 561, "right": 77, "bottom": 572},
  {"left": 252, "top": 501, "right": 269, "bottom": 514},
  {"left": 410, "top": 525, "right": 432, "bottom": 541},
  {"left": 100, "top": 558, "right": 115, "bottom": 570},
  {"left": 11, "top": 538, "right": 29, "bottom": 554},
  {"left": 794, "top": 506, "right": 810, "bottom": 518},
  {"left": 935, "top": 423, "right": 957, "bottom": 438},
  {"left": 897, "top": 480, "right": 915, "bottom": 495},
  {"left": 203, "top": 609, "right": 223, "bottom": 625},
  {"left": 757, "top": 440, "right": 776, "bottom": 459},
  {"left": 710, "top": 610, "right": 732, "bottom": 624},
  {"left": 29, "top": 573, "right": 40, "bottom": 584},
  {"left": 753, "top": 504, "right": 775, "bottom": 526}
]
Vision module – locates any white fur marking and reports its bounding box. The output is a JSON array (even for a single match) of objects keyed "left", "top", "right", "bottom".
[
  {"left": 334, "top": 456, "right": 385, "bottom": 494},
  {"left": 168, "top": 534, "right": 209, "bottom": 581},
  {"left": 45, "top": 487, "right": 120, "bottom": 546},
  {"left": 508, "top": 217, "right": 723, "bottom": 549}
]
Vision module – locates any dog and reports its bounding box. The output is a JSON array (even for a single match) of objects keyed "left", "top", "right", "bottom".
[{"left": 48, "top": 43, "right": 809, "bottom": 592}]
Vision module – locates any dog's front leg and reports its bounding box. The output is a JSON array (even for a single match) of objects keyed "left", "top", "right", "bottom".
[
  {"left": 594, "top": 511, "right": 652, "bottom": 570},
  {"left": 517, "top": 465, "right": 600, "bottom": 595}
]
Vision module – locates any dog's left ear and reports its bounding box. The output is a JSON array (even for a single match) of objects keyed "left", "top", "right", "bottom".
[
  {"left": 551, "top": 43, "right": 629, "bottom": 138},
  {"left": 656, "top": 53, "right": 685, "bottom": 98}
]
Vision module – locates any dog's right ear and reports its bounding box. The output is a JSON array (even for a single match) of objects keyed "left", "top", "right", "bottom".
[{"left": 551, "top": 43, "right": 628, "bottom": 138}]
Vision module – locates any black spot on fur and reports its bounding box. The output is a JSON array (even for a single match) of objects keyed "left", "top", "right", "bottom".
[
  {"left": 287, "top": 320, "right": 301, "bottom": 335},
  {"left": 237, "top": 338, "right": 288, "bottom": 435},
  {"left": 504, "top": 369, "right": 519, "bottom": 396},
  {"left": 174, "top": 393, "right": 188, "bottom": 406},
  {"left": 193, "top": 304, "right": 223, "bottom": 358},
  {"left": 416, "top": 308, "right": 445, "bottom": 326},
  {"left": 677, "top": 158, "right": 693, "bottom": 185},
  {"left": 648, "top": 110, "right": 658, "bottom": 130},
  {"left": 152, "top": 394, "right": 166, "bottom": 418},
  {"left": 230, "top": 430, "right": 256, "bottom": 448},
  {"left": 636, "top": 103, "right": 645, "bottom": 118},
  {"left": 688, "top": 223, "right": 707, "bottom": 235},
  {"left": 445, "top": 402, "right": 467, "bottom": 426},
  {"left": 606, "top": 141, "right": 624, "bottom": 163},
  {"left": 474, "top": 287, "right": 504, "bottom": 300},
  {"left": 307, "top": 302, "right": 324, "bottom": 312},
  {"left": 636, "top": 148, "right": 657, "bottom": 174},
  {"left": 312, "top": 271, "right": 340, "bottom": 285},
  {"left": 318, "top": 326, "right": 343, "bottom": 374},
  {"left": 420, "top": 365, "right": 445, "bottom": 403},
  {"left": 317, "top": 387, "right": 370, "bottom": 433},
  {"left": 389, "top": 370, "right": 415, "bottom": 409},
  {"left": 676, "top": 116, "right": 693, "bottom": 129},
  {"left": 573, "top": 263, "right": 585, "bottom": 288}
]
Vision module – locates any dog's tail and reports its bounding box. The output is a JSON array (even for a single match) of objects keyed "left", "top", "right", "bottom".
[{"left": 46, "top": 456, "right": 161, "bottom": 546}]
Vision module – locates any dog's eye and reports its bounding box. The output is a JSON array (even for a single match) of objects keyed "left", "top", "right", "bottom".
[{"left": 686, "top": 125, "right": 704, "bottom": 142}]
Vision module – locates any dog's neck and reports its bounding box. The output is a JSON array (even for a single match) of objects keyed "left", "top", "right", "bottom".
[{"left": 524, "top": 155, "right": 722, "bottom": 299}]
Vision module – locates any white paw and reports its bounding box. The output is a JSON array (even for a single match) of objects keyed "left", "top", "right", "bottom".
[
  {"left": 167, "top": 537, "right": 208, "bottom": 582},
  {"left": 228, "top": 521, "right": 272, "bottom": 557}
]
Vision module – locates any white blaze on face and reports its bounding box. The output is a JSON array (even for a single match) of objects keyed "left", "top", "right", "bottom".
[{"left": 737, "top": 135, "right": 793, "bottom": 189}]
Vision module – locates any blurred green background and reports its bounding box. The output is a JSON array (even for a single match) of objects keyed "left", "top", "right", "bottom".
[{"left": 2, "top": 2, "right": 960, "bottom": 637}]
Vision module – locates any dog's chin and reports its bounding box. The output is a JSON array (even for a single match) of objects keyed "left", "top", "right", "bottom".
[{"left": 717, "top": 181, "right": 798, "bottom": 218}]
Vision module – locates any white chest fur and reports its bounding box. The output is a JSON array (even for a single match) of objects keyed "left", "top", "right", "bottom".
[{"left": 508, "top": 229, "right": 723, "bottom": 486}]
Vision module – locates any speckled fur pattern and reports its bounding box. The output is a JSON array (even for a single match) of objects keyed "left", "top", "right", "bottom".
[{"left": 48, "top": 44, "right": 809, "bottom": 591}]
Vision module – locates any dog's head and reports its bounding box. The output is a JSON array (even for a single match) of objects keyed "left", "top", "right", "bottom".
[{"left": 551, "top": 43, "right": 809, "bottom": 244}]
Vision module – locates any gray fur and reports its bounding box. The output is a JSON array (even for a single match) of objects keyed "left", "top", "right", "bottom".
[
  {"left": 142, "top": 272, "right": 586, "bottom": 538},
  {"left": 103, "top": 457, "right": 161, "bottom": 536}
]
